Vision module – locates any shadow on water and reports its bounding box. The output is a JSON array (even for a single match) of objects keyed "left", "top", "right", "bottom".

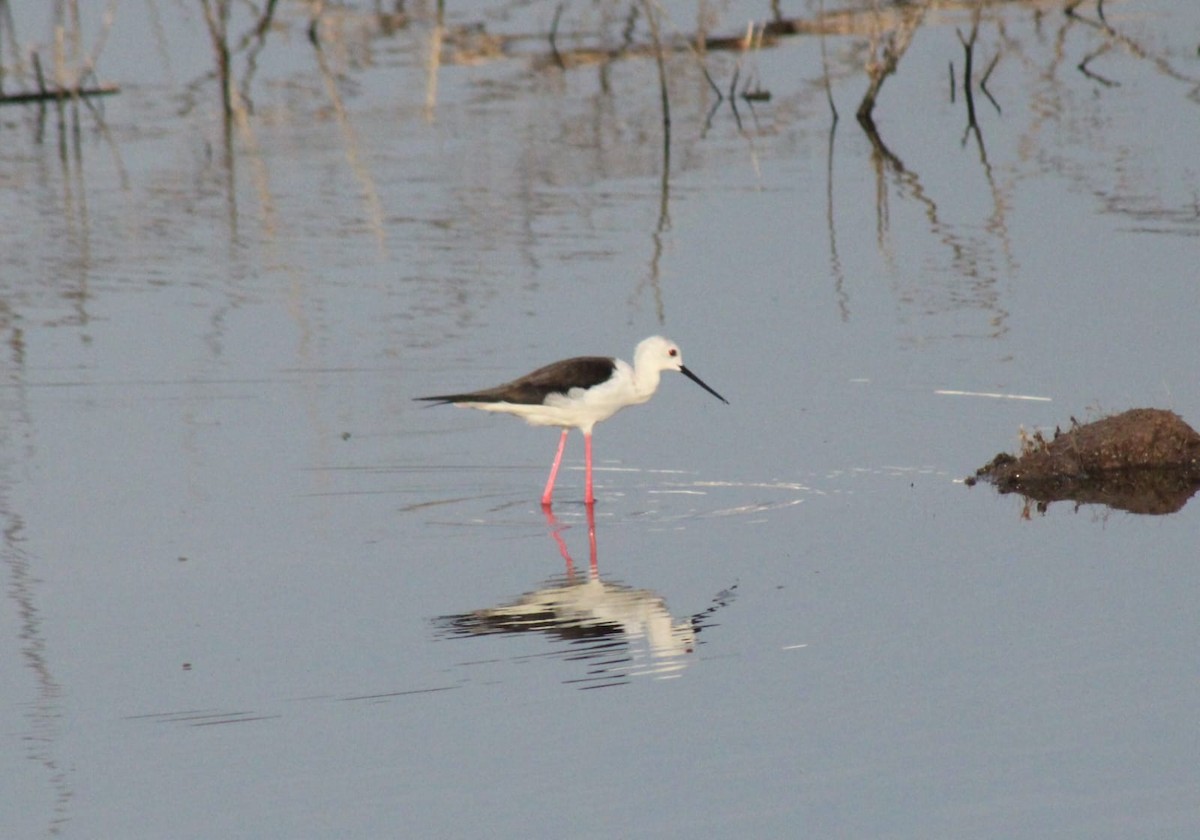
[{"left": 432, "top": 506, "right": 737, "bottom": 689}]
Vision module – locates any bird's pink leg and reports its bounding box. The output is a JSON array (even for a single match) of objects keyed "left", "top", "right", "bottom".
[
  {"left": 541, "top": 429, "right": 569, "bottom": 508},
  {"left": 584, "top": 432, "right": 595, "bottom": 506}
]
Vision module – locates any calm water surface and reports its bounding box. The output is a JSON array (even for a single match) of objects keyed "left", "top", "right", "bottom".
[{"left": 2, "top": 0, "right": 1198, "bottom": 837}]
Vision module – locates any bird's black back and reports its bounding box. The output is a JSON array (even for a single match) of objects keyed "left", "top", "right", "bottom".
[{"left": 416, "top": 356, "right": 617, "bottom": 406}]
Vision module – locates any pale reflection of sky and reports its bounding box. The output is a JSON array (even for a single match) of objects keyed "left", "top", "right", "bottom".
[{"left": 1, "top": 1, "right": 1198, "bottom": 838}]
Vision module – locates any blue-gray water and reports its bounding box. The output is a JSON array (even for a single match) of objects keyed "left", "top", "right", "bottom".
[{"left": 2, "top": 1, "right": 1198, "bottom": 837}]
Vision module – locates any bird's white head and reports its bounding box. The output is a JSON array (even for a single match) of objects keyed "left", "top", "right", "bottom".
[
  {"left": 632, "top": 336, "right": 728, "bottom": 404},
  {"left": 635, "top": 336, "right": 685, "bottom": 374}
]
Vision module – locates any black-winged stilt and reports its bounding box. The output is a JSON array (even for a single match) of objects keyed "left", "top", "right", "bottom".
[{"left": 416, "top": 336, "right": 728, "bottom": 507}]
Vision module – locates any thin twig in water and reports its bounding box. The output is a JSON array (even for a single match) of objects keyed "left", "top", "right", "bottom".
[
  {"left": 199, "top": 0, "right": 232, "bottom": 123},
  {"left": 956, "top": 23, "right": 978, "bottom": 139},
  {"left": 979, "top": 51, "right": 1001, "bottom": 114},
  {"left": 308, "top": 0, "right": 328, "bottom": 46},
  {"left": 252, "top": 0, "right": 280, "bottom": 41},
  {"left": 31, "top": 51, "right": 46, "bottom": 94},
  {"left": 817, "top": 0, "right": 837, "bottom": 122},
  {"left": 856, "top": 1, "right": 927, "bottom": 128},
  {"left": 737, "top": 22, "right": 770, "bottom": 102},
  {"left": 74, "top": 0, "right": 119, "bottom": 86},
  {"left": 700, "top": 58, "right": 722, "bottom": 136},
  {"left": 636, "top": 2, "right": 670, "bottom": 325},
  {"left": 701, "top": 62, "right": 723, "bottom": 100},
  {"left": 641, "top": 0, "right": 670, "bottom": 165},
  {"left": 0, "top": 81, "right": 118, "bottom": 105},
  {"left": 549, "top": 3, "right": 565, "bottom": 69},
  {"left": 239, "top": 0, "right": 281, "bottom": 113},
  {"left": 1079, "top": 43, "right": 1119, "bottom": 86},
  {"left": 620, "top": 3, "right": 639, "bottom": 55}
]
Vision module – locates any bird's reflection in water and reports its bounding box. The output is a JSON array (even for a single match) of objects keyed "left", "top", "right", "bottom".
[{"left": 434, "top": 507, "right": 735, "bottom": 689}]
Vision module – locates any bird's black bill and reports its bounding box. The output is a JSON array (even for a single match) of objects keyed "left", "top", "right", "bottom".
[{"left": 680, "top": 365, "right": 729, "bottom": 404}]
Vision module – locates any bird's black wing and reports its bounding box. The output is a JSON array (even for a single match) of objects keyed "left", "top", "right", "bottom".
[{"left": 416, "top": 356, "right": 616, "bottom": 406}]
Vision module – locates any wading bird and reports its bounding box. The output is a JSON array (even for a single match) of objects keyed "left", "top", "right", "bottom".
[{"left": 416, "top": 336, "right": 728, "bottom": 507}]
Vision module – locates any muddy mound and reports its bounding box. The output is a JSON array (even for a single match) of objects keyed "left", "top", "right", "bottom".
[{"left": 968, "top": 408, "right": 1200, "bottom": 514}]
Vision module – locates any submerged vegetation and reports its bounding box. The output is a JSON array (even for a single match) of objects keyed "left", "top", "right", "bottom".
[
  {"left": 1, "top": 1, "right": 1195, "bottom": 357},
  {"left": 4, "top": 1, "right": 1197, "bottom": 142}
]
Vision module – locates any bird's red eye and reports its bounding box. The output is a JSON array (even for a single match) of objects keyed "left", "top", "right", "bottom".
[{"left": 669, "top": 348, "right": 677, "bottom": 357}]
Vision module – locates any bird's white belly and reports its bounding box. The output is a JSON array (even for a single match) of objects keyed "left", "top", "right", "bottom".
[{"left": 464, "top": 379, "right": 649, "bottom": 432}]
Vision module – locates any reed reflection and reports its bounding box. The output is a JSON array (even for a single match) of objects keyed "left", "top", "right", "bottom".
[{"left": 434, "top": 507, "right": 734, "bottom": 688}]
